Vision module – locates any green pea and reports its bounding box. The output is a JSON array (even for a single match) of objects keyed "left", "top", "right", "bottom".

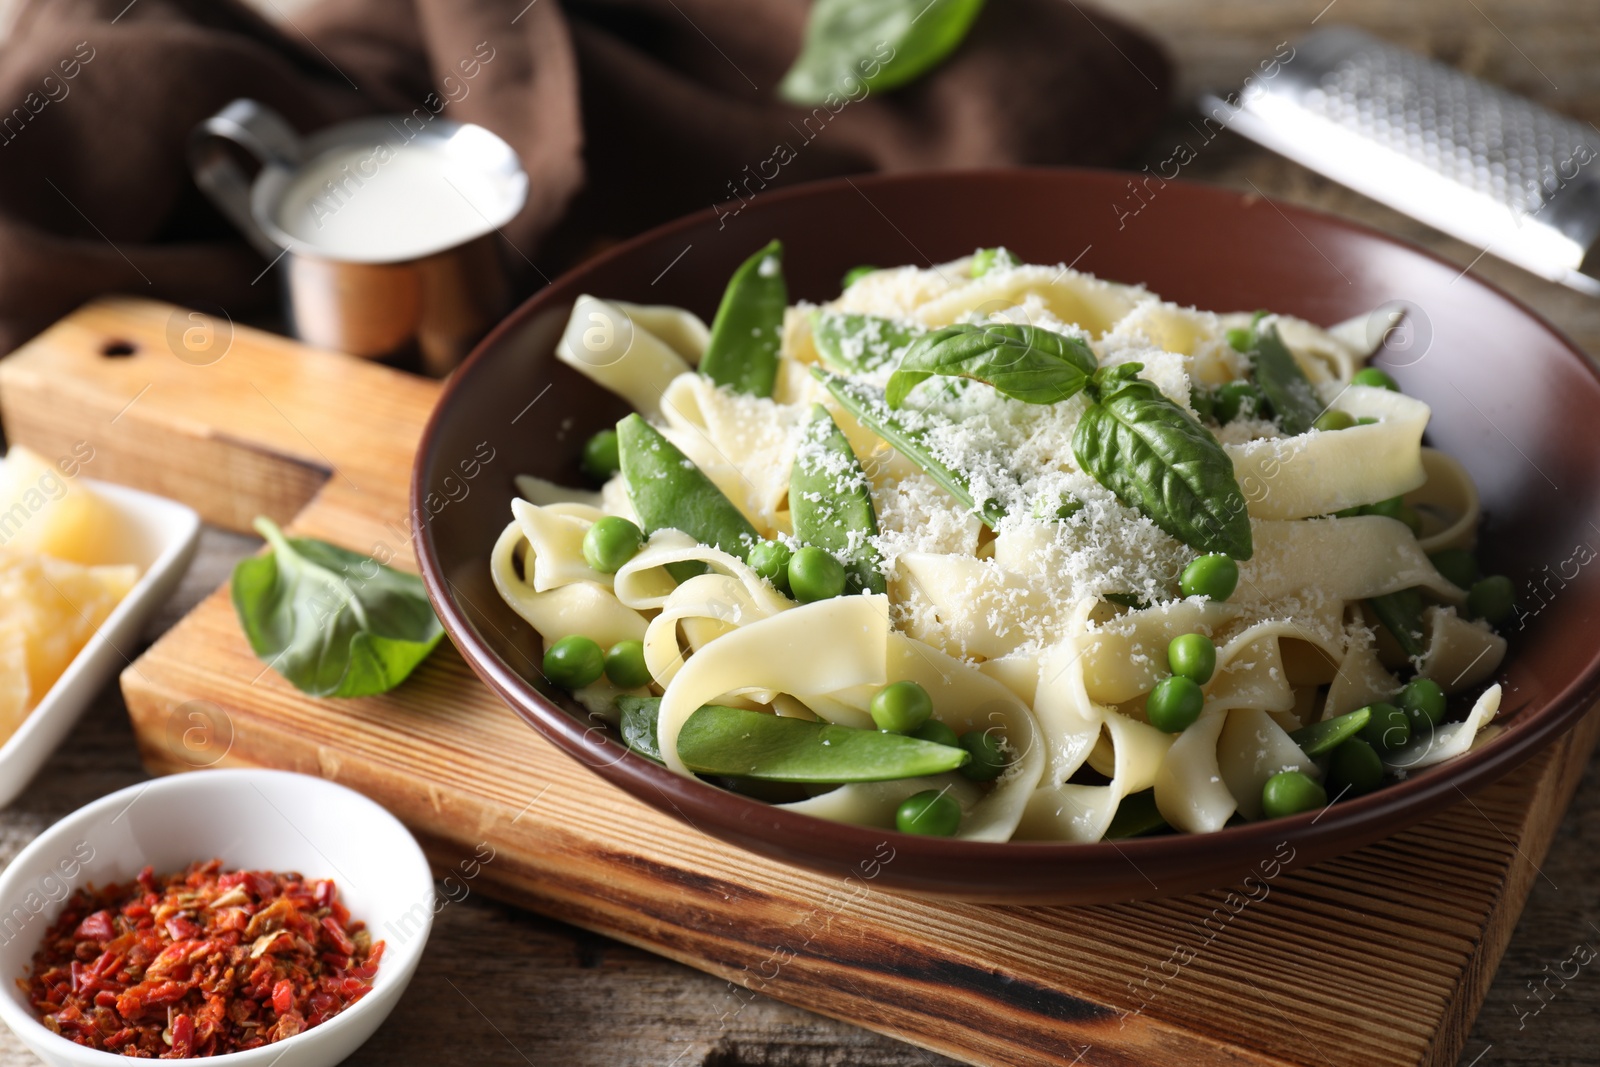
[
  {"left": 1180, "top": 554, "right": 1239, "bottom": 601},
  {"left": 1190, "top": 386, "right": 1215, "bottom": 422},
  {"left": 1468, "top": 575, "right": 1515, "bottom": 626},
  {"left": 1312, "top": 409, "right": 1356, "bottom": 432},
  {"left": 1327, "top": 738, "right": 1384, "bottom": 796},
  {"left": 1261, "top": 771, "right": 1327, "bottom": 819},
  {"left": 958, "top": 730, "right": 1008, "bottom": 782},
  {"left": 870, "top": 680, "right": 933, "bottom": 734},
  {"left": 747, "top": 540, "right": 794, "bottom": 594},
  {"left": 895, "top": 789, "right": 962, "bottom": 836},
  {"left": 604, "top": 640, "right": 652, "bottom": 689},
  {"left": 912, "top": 720, "right": 959, "bottom": 748},
  {"left": 581, "top": 516, "right": 644, "bottom": 574},
  {"left": 1351, "top": 367, "right": 1400, "bottom": 391},
  {"left": 788, "top": 545, "right": 846, "bottom": 603},
  {"left": 1167, "top": 632, "right": 1216, "bottom": 685},
  {"left": 543, "top": 635, "right": 605, "bottom": 689},
  {"left": 1428, "top": 549, "right": 1480, "bottom": 591},
  {"left": 1215, "top": 380, "right": 1263, "bottom": 422},
  {"left": 1225, "top": 326, "right": 1253, "bottom": 353},
  {"left": 1146, "top": 676, "right": 1204, "bottom": 733},
  {"left": 1398, "top": 677, "right": 1446, "bottom": 731},
  {"left": 1358, "top": 702, "right": 1410, "bottom": 753},
  {"left": 840, "top": 265, "right": 877, "bottom": 289},
  {"left": 1365, "top": 496, "right": 1423, "bottom": 537},
  {"left": 581, "top": 429, "right": 621, "bottom": 482}
]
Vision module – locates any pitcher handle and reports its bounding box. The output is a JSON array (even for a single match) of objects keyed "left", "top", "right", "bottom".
[{"left": 188, "top": 99, "right": 304, "bottom": 259}]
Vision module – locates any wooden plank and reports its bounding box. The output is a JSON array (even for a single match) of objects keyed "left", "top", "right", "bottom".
[{"left": 2, "top": 297, "right": 1591, "bottom": 1067}]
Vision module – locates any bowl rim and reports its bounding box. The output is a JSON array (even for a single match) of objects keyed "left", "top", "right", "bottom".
[
  {"left": 411, "top": 165, "right": 1600, "bottom": 877},
  {"left": 0, "top": 767, "right": 432, "bottom": 1064}
]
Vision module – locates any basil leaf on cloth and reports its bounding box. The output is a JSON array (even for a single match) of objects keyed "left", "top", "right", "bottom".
[
  {"left": 232, "top": 518, "right": 444, "bottom": 698},
  {"left": 1073, "top": 366, "right": 1254, "bottom": 560},
  {"left": 779, "top": 0, "right": 987, "bottom": 106},
  {"left": 886, "top": 322, "right": 1097, "bottom": 408},
  {"left": 1249, "top": 321, "right": 1322, "bottom": 435},
  {"left": 814, "top": 367, "right": 1006, "bottom": 528}
]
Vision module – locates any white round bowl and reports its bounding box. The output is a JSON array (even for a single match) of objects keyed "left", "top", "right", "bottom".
[{"left": 0, "top": 769, "right": 433, "bottom": 1066}]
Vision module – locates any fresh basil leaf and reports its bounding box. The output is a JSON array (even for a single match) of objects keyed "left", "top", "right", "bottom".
[
  {"left": 811, "top": 310, "right": 923, "bottom": 374},
  {"left": 231, "top": 517, "right": 444, "bottom": 698},
  {"left": 791, "top": 405, "right": 887, "bottom": 595},
  {"left": 813, "top": 367, "right": 1006, "bottom": 527},
  {"left": 1248, "top": 322, "right": 1322, "bottom": 435},
  {"left": 1073, "top": 368, "right": 1254, "bottom": 560},
  {"left": 1288, "top": 706, "right": 1372, "bottom": 757},
  {"left": 700, "top": 240, "right": 786, "bottom": 397},
  {"left": 779, "top": 0, "right": 987, "bottom": 106},
  {"left": 1368, "top": 589, "right": 1427, "bottom": 659},
  {"left": 886, "top": 323, "right": 1097, "bottom": 408}
]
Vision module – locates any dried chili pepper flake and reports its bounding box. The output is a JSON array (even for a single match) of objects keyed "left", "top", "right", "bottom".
[{"left": 20, "top": 861, "right": 382, "bottom": 1058}]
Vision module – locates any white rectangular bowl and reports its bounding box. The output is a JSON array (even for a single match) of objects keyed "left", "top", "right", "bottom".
[{"left": 0, "top": 456, "right": 201, "bottom": 808}]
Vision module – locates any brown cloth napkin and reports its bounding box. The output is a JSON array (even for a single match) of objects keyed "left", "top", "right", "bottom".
[{"left": 0, "top": 0, "right": 1170, "bottom": 354}]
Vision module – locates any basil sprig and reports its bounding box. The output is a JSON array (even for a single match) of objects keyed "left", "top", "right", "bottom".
[
  {"left": 779, "top": 0, "right": 987, "bottom": 106},
  {"left": 813, "top": 366, "right": 1006, "bottom": 527},
  {"left": 232, "top": 518, "right": 445, "bottom": 698},
  {"left": 1073, "top": 365, "right": 1254, "bottom": 560},
  {"left": 886, "top": 323, "right": 1097, "bottom": 408},
  {"left": 1245, "top": 321, "right": 1322, "bottom": 435}
]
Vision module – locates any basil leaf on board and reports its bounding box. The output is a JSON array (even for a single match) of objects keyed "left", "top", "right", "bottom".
[
  {"left": 813, "top": 366, "right": 1006, "bottom": 527},
  {"left": 1248, "top": 321, "right": 1322, "bottom": 435},
  {"left": 231, "top": 517, "right": 444, "bottom": 698},
  {"left": 811, "top": 310, "right": 923, "bottom": 374},
  {"left": 1288, "top": 706, "right": 1372, "bottom": 757},
  {"left": 791, "top": 404, "right": 887, "bottom": 595},
  {"left": 617, "top": 414, "right": 759, "bottom": 580},
  {"left": 699, "top": 240, "right": 786, "bottom": 397},
  {"left": 886, "top": 323, "right": 1098, "bottom": 408},
  {"left": 1073, "top": 366, "right": 1254, "bottom": 560},
  {"left": 779, "top": 0, "right": 987, "bottom": 106},
  {"left": 1368, "top": 589, "right": 1427, "bottom": 659}
]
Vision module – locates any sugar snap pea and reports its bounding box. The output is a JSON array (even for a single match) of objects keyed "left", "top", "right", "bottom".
[
  {"left": 617, "top": 414, "right": 759, "bottom": 580},
  {"left": 811, "top": 310, "right": 923, "bottom": 374},
  {"left": 791, "top": 405, "right": 886, "bottom": 595},
  {"left": 618, "top": 696, "right": 971, "bottom": 782},
  {"left": 1106, "top": 789, "right": 1169, "bottom": 839},
  {"left": 1246, "top": 321, "right": 1322, "bottom": 435},
  {"left": 1288, "top": 706, "right": 1372, "bottom": 757},
  {"left": 813, "top": 367, "right": 1006, "bottom": 527},
  {"left": 1368, "top": 588, "right": 1426, "bottom": 659},
  {"left": 699, "top": 240, "right": 786, "bottom": 397}
]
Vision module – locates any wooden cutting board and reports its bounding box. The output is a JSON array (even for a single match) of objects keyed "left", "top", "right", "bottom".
[{"left": 3, "top": 296, "right": 1592, "bottom": 1067}]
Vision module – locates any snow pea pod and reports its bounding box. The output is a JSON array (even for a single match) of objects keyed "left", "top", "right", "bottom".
[
  {"left": 699, "top": 240, "right": 786, "bottom": 397},
  {"left": 616, "top": 414, "right": 759, "bottom": 580},
  {"left": 1288, "top": 706, "right": 1372, "bottom": 757},
  {"left": 810, "top": 310, "right": 923, "bottom": 374},
  {"left": 619, "top": 696, "right": 971, "bottom": 782},
  {"left": 1368, "top": 588, "right": 1426, "bottom": 659},
  {"left": 813, "top": 367, "right": 1006, "bottom": 527},
  {"left": 1106, "top": 789, "right": 1168, "bottom": 839},
  {"left": 1247, "top": 321, "right": 1322, "bottom": 435},
  {"left": 791, "top": 405, "right": 886, "bottom": 595}
]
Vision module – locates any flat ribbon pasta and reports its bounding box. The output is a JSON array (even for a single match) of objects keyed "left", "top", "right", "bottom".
[
  {"left": 1384, "top": 684, "right": 1502, "bottom": 771},
  {"left": 1227, "top": 384, "right": 1429, "bottom": 520},
  {"left": 911, "top": 266, "right": 1147, "bottom": 338},
  {"left": 489, "top": 521, "right": 647, "bottom": 648},
  {"left": 556, "top": 296, "right": 693, "bottom": 419},
  {"left": 1237, "top": 516, "right": 1463, "bottom": 605}
]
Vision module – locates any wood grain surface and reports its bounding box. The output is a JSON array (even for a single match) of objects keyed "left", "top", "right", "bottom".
[{"left": 3, "top": 0, "right": 1599, "bottom": 1064}]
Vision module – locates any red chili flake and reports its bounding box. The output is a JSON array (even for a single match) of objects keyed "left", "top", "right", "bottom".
[{"left": 19, "top": 860, "right": 383, "bottom": 1058}]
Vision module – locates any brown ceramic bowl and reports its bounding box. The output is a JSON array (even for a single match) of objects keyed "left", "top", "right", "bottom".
[{"left": 413, "top": 169, "right": 1600, "bottom": 903}]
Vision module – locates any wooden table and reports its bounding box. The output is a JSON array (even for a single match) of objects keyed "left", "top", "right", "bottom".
[{"left": 4, "top": 0, "right": 1599, "bottom": 1063}]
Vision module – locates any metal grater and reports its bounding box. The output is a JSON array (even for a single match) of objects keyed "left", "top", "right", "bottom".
[{"left": 1201, "top": 27, "right": 1600, "bottom": 295}]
